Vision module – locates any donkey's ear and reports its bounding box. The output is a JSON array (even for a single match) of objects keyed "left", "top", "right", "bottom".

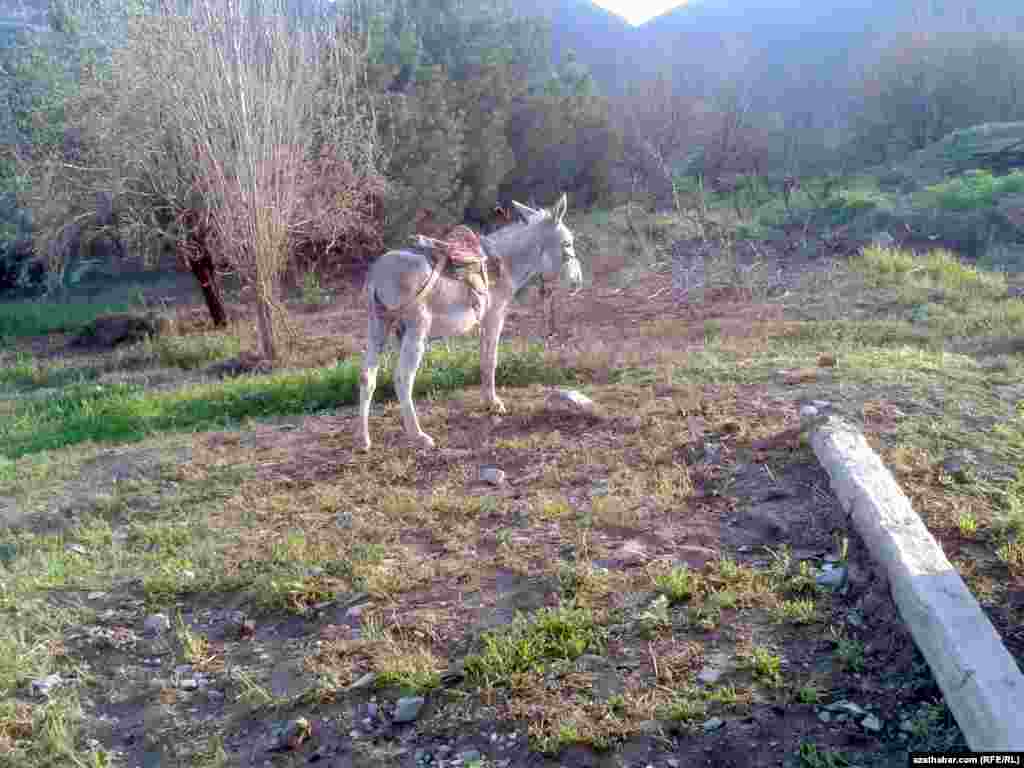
[
  {"left": 552, "top": 193, "right": 568, "bottom": 223},
  {"left": 511, "top": 200, "right": 540, "bottom": 221}
]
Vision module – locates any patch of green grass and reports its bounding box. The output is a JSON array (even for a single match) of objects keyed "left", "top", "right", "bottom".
[
  {"left": 916, "top": 169, "right": 1024, "bottom": 212},
  {"left": 637, "top": 594, "right": 672, "bottom": 638},
  {"left": 775, "top": 598, "right": 817, "bottom": 625},
  {"left": 144, "top": 333, "right": 241, "bottom": 370},
  {"left": 797, "top": 740, "right": 850, "bottom": 768},
  {"left": 796, "top": 685, "right": 820, "bottom": 704},
  {"left": 662, "top": 695, "right": 706, "bottom": 723},
  {"left": 740, "top": 646, "right": 784, "bottom": 688},
  {"left": 464, "top": 604, "right": 604, "bottom": 687},
  {"left": 833, "top": 636, "right": 865, "bottom": 674},
  {"left": 0, "top": 341, "right": 573, "bottom": 460},
  {"left": 0, "top": 300, "right": 133, "bottom": 340},
  {"left": 902, "top": 700, "right": 967, "bottom": 752},
  {"left": 852, "top": 246, "right": 1008, "bottom": 304},
  {"left": 653, "top": 565, "right": 700, "bottom": 604},
  {"left": 0, "top": 353, "right": 101, "bottom": 392}
]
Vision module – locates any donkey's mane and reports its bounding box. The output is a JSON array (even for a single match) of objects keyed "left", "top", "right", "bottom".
[{"left": 482, "top": 210, "right": 552, "bottom": 251}]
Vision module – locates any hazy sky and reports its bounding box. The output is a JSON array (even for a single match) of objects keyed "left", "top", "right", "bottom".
[{"left": 589, "top": 0, "right": 687, "bottom": 25}]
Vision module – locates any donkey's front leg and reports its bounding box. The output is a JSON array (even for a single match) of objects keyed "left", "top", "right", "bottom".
[
  {"left": 396, "top": 328, "right": 435, "bottom": 449},
  {"left": 480, "top": 307, "right": 508, "bottom": 414}
]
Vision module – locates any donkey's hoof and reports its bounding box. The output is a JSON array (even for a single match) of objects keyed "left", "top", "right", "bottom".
[{"left": 488, "top": 398, "right": 507, "bottom": 415}]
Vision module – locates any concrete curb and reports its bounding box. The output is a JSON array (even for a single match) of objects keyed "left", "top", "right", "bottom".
[{"left": 809, "top": 414, "right": 1024, "bottom": 750}]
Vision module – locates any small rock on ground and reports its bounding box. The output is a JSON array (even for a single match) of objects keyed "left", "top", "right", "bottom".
[
  {"left": 393, "top": 696, "right": 426, "bottom": 723},
  {"left": 143, "top": 613, "right": 171, "bottom": 635}
]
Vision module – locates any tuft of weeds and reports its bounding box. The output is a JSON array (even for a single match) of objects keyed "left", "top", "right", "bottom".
[
  {"left": 661, "top": 694, "right": 706, "bottom": 724},
  {"left": 902, "top": 700, "right": 967, "bottom": 752},
  {"left": 797, "top": 684, "right": 821, "bottom": 704},
  {"left": 144, "top": 333, "right": 241, "bottom": 369},
  {"left": 637, "top": 594, "right": 672, "bottom": 638},
  {"left": 740, "top": 646, "right": 784, "bottom": 688},
  {"left": 797, "top": 740, "right": 850, "bottom": 768},
  {"left": 996, "top": 540, "right": 1024, "bottom": 573},
  {"left": 652, "top": 565, "right": 700, "bottom": 604},
  {"left": 373, "top": 643, "right": 443, "bottom": 695},
  {"left": 851, "top": 245, "right": 1008, "bottom": 304},
  {"left": 956, "top": 512, "right": 979, "bottom": 538},
  {"left": 775, "top": 598, "right": 818, "bottom": 625},
  {"left": 689, "top": 604, "right": 721, "bottom": 632},
  {"left": 831, "top": 630, "right": 866, "bottom": 674},
  {"left": 464, "top": 605, "right": 604, "bottom": 687}
]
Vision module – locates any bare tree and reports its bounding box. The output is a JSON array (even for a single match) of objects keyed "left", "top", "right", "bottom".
[
  {"left": 30, "top": 0, "right": 384, "bottom": 354},
  {"left": 619, "top": 72, "right": 707, "bottom": 213},
  {"left": 141, "top": 0, "right": 383, "bottom": 360}
]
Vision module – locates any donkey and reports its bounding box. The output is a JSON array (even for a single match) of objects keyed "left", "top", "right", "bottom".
[{"left": 357, "top": 193, "right": 583, "bottom": 451}]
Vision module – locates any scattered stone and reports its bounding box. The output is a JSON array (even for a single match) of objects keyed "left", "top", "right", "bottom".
[
  {"left": 393, "top": 697, "right": 425, "bottom": 723},
  {"left": 702, "top": 717, "right": 725, "bottom": 732},
  {"left": 667, "top": 760, "right": 681, "bottom": 768},
  {"left": 179, "top": 678, "right": 199, "bottom": 691},
  {"left": 87, "top": 591, "right": 106, "bottom": 600},
  {"left": 818, "top": 711, "right": 832, "bottom": 723},
  {"left": 861, "top": 714, "right": 883, "bottom": 732},
  {"left": 67, "top": 543, "right": 87, "bottom": 556},
  {"left": 143, "top": 614, "right": 171, "bottom": 635},
  {"left": 828, "top": 700, "right": 867, "bottom": 717},
  {"left": 811, "top": 399, "right": 832, "bottom": 409},
  {"left": 816, "top": 564, "right": 847, "bottom": 589},
  {"left": 349, "top": 672, "right": 377, "bottom": 690},
  {"left": 591, "top": 479, "right": 610, "bottom": 496},
  {"left": 799, "top": 405, "right": 820, "bottom": 421},
  {"left": 546, "top": 388, "right": 596, "bottom": 413},
  {"left": 30, "top": 673, "right": 64, "bottom": 698},
  {"left": 697, "top": 666, "right": 724, "bottom": 685},
  {"left": 335, "top": 511, "right": 353, "bottom": 529},
  {"left": 479, "top": 466, "right": 507, "bottom": 486},
  {"left": 346, "top": 603, "right": 369, "bottom": 619}
]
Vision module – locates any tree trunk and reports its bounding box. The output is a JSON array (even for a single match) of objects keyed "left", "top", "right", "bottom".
[
  {"left": 180, "top": 212, "right": 228, "bottom": 328},
  {"left": 255, "top": 293, "right": 277, "bottom": 362},
  {"left": 187, "top": 249, "right": 228, "bottom": 328}
]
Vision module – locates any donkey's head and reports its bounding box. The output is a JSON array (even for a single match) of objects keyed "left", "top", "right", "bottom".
[{"left": 510, "top": 193, "right": 583, "bottom": 291}]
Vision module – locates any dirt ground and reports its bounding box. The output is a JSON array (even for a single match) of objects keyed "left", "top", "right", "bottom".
[{"left": 7, "top": 247, "right": 1008, "bottom": 768}]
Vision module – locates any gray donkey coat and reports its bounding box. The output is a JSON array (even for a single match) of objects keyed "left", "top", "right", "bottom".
[{"left": 357, "top": 194, "right": 583, "bottom": 451}]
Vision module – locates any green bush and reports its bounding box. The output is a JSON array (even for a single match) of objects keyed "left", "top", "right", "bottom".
[{"left": 916, "top": 170, "right": 1024, "bottom": 212}]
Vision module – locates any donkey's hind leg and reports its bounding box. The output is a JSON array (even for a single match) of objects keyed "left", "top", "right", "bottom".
[
  {"left": 395, "top": 325, "right": 434, "bottom": 449},
  {"left": 357, "top": 300, "right": 390, "bottom": 452}
]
